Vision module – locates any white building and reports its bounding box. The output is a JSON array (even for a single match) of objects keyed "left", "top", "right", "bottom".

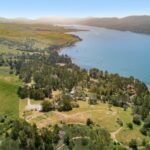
[{"left": 25, "top": 98, "right": 42, "bottom": 111}]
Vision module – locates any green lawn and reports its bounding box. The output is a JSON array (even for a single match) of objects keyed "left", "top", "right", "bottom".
[
  {"left": 25, "top": 100, "right": 150, "bottom": 145},
  {"left": 0, "top": 67, "right": 23, "bottom": 119}
]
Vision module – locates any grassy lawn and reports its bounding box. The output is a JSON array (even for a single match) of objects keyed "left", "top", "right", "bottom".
[
  {"left": 24, "top": 100, "right": 150, "bottom": 145},
  {"left": 0, "top": 67, "right": 23, "bottom": 119}
]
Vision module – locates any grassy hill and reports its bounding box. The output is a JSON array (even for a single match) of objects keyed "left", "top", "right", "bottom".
[
  {"left": 77, "top": 15, "right": 150, "bottom": 35},
  {"left": 0, "top": 23, "right": 80, "bottom": 52},
  {"left": 0, "top": 67, "right": 23, "bottom": 119},
  {"left": 21, "top": 100, "right": 149, "bottom": 146}
]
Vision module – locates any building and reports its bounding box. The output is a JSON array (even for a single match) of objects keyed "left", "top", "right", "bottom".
[{"left": 25, "top": 98, "right": 42, "bottom": 111}]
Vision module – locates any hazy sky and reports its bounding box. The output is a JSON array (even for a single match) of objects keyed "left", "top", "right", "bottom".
[{"left": 1, "top": 0, "right": 150, "bottom": 18}]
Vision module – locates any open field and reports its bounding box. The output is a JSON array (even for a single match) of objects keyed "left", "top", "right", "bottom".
[
  {"left": 21, "top": 100, "right": 150, "bottom": 145},
  {"left": 0, "top": 44, "right": 22, "bottom": 54},
  {"left": 0, "top": 23, "right": 80, "bottom": 51},
  {"left": 0, "top": 67, "right": 23, "bottom": 119}
]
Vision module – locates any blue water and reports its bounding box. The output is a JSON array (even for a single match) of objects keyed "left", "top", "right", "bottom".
[{"left": 60, "top": 25, "right": 150, "bottom": 85}]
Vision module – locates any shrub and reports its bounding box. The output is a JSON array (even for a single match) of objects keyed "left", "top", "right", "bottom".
[
  {"left": 127, "top": 123, "right": 133, "bottom": 130},
  {"left": 141, "top": 115, "right": 150, "bottom": 136},
  {"left": 58, "top": 96, "right": 72, "bottom": 112},
  {"left": 41, "top": 100, "right": 54, "bottom": 112},
  {"left": 140, "top": 127, "right": 147, "bottom": 136},
  {"left": 142, "top": 138, "right": 146, "bottom": 146},
  {"left": 81, "top": 138, "right": 88, "bottom": 146},
  {"left": 64, "top": 135, "right": 70, "bottom": 146},
  {"left": 86, "top": 118, "right": 93, "bottom": 126},
  {"left": 17, "top": 86, "right": 29, "bottom": 99},
  {"left": 0, "top": 117, "right": 5, "bottom": 123},
  {"left": 133, "top": 115, "right": 141, "bottom": 125},
  {"left": 116, "top": 118, "right": 123, "bottom": 126},
  {"left": 145, "top": 143, "right": 150, "bottom": 150},
  {"left": 129, "top": 139, "right": 138, "bottom": 150}
]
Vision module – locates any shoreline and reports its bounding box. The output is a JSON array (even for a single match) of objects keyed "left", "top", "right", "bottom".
[
  {"left": 147, "top": 84, "right": 150, "bottom": 92},
  {"left": 59, "top": 29, "right": 150, "bottom": 92}
]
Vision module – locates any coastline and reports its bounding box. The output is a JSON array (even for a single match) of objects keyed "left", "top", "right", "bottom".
[{"left": 147, "top": 84, "right": 150, "bottom": 92}]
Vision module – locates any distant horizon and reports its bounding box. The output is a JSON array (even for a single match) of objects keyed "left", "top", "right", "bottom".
[
  {"left": 0, "top": 0, "right": 150, "bottom": 19},
  {"left": 1, "top": 14, "right": 150, "bottom": 20}
]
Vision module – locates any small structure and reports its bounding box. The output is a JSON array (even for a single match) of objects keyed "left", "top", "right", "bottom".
[
  {"left": 70, "top": 89, "right": 75, "bottom": 95},
  {"left": 88, "top": 94, "right": 97, "bottom": 105},
  {"left": 25, "top": 98, "right": 42, "bottom": 111}
]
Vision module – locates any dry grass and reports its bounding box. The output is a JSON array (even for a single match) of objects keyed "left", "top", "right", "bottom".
[
  {"left": 0, "top": 23, "right": 80, "bottom": 50},
  {"left": 20, "top": 100, "right": 150, "bottom": 144}
]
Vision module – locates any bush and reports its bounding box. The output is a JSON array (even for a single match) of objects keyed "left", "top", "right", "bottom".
[
  {"left": 116, "top": 118, "right": 123, "bottom": 126},
  {"left": 30, "top": 89, "right": 45, "bottom": 100},
  {"left": 42, "top": 100, "right": 54, "bottom": 112},
  {"left": 17, "top": 86, "right": 29, "bottom": 99},
  {"left": 86, "top": 118, "right": 93, "bottom": 126},
  {"left": 140, "top": 127, "right": 147, "bottom": 136},
  {"left": 129, "top": 139, "right": 138, "bottom": 150},
  {"left": 64, "top": 135, "right": 70, "bottom": 146},
  {"left": 58, "top": 95, "right": 73, "bottom": 111},
  {"left": 142, "top": 138, "right": 146, "bottom": 146},
  {"left": 71, "top": 102, "right": 79, "bottom": 108},
  {"left": 0, "top": 117, "right": 5, "bottom": 123},
  {"left": 127, "top": 123, "right": 133, "bottom": 130},
  {"left": 141, "top": 115, "right": 150, "bottom": 136},
  {"left": 81, "top": 138, "right": 88, "bottom": 146},
  {"left": 133, "top": 115, "right": 141, "bottom": 125},
  {"left": 145, "top": 143, "right": 150, "bottom": 150}
]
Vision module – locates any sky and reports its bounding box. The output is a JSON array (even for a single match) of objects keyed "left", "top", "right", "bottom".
[{"left": 0, "top": 0, "right": 150, "bottom": 19}]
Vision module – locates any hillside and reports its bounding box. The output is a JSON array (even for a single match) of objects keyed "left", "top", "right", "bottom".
[
  {"left": 1, "top": 16, "right": 150, "bottom": 35},
  {"left": 76, "top": 16, "right": 150, "bottom": 35}
]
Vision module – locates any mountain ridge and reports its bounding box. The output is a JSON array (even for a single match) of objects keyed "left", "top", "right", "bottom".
[{"left": 0, "top": 15, "right": 150, "bottom": 34}]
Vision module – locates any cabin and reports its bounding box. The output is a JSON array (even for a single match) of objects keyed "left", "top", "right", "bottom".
[
  {"left": 25, "top": 98, "right": 42, "bottom": 111},
  {"left": 25, "top": 104, "right": 42, "bottom": 111}
]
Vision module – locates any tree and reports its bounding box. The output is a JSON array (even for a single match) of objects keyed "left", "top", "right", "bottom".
[
  {"left": 42, "top": 100, "right": 54, "bottom": 112},
  {"left": 133, "top": 115, "right": 141, "bottom": 125},
  {"left": 141, "top": 115, "right": 150, "bottom": 136},
  {"left": 30, "top": 89, "right": 45, "bottom": 100},
  {"left": 17, "top": 86, "right": 29, "bottom": 99},
  {"left": 81, "top": 138, "right": 89, "bottom": 146},
  {"left": 58, "top": 95, "right": 72, "bottom": 111},
  {"left": 89, "top": 68, "right": 99, "bottom": 79},
  {"left": 64, "top": 135, "right": 70, "bottom": 146},
  {"left": 86, "top": 118, "right": 94, "bottom": 126},
  {"left": 129, "top": 139, "right": 138, "bottom": 150},
  {"left": 127, "top": 123, "right": 133, "bottom": 130}
]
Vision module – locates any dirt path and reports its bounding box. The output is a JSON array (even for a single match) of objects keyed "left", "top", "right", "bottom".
[
  {"left": 56, "top": 144, "right": 65, "bottom": 150},
  {"left": 111, "top": 127, "right": 122, "bottom": 142},
  {"left": 71, "top": 136, "right": 90, "bottom": 140}
]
